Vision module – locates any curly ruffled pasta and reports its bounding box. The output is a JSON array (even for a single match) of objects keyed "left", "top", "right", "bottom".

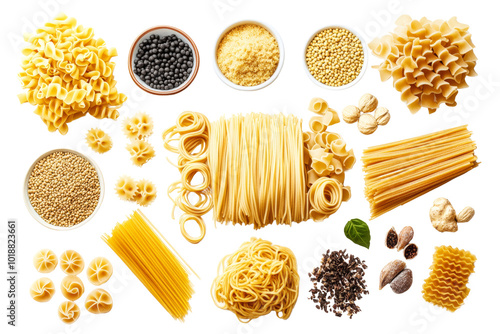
[
  {"left": 369, "top": 16, "right": 477, "bottom": 114},
  {"left": 87, "top": 257, "right": 113, "bottom": 286},
  {"left": 18, "top": 13, "right": 127, "bottom": 134},
  {"left": 86, "top": 128, "right": 112, "bottom": 153},
  {"left": 33, "top": 249, "right": 58, "bottom": 273},
  {"left": 134, "top": 179, "right": 157, "bottom": 206},
  {"left": 115, "top": 175, "right": 138, "bottom": 201},
  {"left": 126, "top": 140, "right": 155, "bottom": 166},
  {"left": 123, "top": 112, "right": 154, "bottom": 140}
]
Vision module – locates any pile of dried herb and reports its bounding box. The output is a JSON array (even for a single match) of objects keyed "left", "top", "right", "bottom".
[{"left": 308, "top": 249, "right": 369, "bottom": 318}]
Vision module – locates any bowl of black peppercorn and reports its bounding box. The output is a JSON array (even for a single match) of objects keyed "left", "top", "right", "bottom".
[{"left": 129, "top": 26, "right": 199, "bottom": 95}]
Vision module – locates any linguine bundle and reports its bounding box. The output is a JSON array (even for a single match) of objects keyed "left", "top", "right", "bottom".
[
  {"left": 208, "top": 113, "right": 308, "bottom": 229},
  {"left": 211, "top": 238, "right": 300, "bottom": 322},
  {"left": 363, "top": 125, "right": 478, "bottom": 219}
]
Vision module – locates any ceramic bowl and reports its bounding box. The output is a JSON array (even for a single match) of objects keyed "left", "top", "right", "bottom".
[
  {"left": 213, "top": 20, "right": 284, "bottom": 91},
  {"left": 24, "top": 149, "right": 104, "bottom": 231},
  {"left": 128, "top": 26, "right": 200, "bottom": 95},
  {"left": 304, "top": 25, "right": 368, "bottom": 90}
]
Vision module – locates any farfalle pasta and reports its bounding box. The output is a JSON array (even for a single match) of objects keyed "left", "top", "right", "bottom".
[
  {"left": 86, "top": 128, "right": 112, "bottom": 153},
  {"left": 85, "top": 288, "right": 113, "bottom": 314},
  {"left": 369, "top": 16, "right": 477, "bottom": 114},
  {"left": 30, "top": 277, "right": 55, "bottom": 302},
  {"left": 61, "top": 275, "right": 85, "bottom": 301},
  {"left": 123, "top": 112, "right": 154, "bottom": 140},
  {"left": 33, "top": 249, "right": 58, "bottom": 273},
  {"left": 58, "top": 301, "right": 80, "bottom": 324},
  {"left": 87, "top": 257, "right": 113, "bottom": 286},
  {"left": 126, "top": 139, "right": 155, "bottom": 166},
  {"left": 134, "top": 179, "right": 157, "bottom": 206},
  {"left": 17, "top": 13, "right": 127, "bottom": 134},
  {"left": 60, "top": 250, "right": 84, "bottom": 275},
  {"left": 115, "top": 175, "right": 138, "bottom": 201}
]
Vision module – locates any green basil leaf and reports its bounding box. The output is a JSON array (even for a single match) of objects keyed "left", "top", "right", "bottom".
[{"left": 344, "top": 218, "right": 371, "bottom": 249}]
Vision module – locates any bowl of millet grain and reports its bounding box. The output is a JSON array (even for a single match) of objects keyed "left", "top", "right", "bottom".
[
  {"left": 304, "top": 26, "right": 368, "bottom": 90},
  {"left": 24, "top": 149, "right": 104, "bottom": 231},
  {"left": 214, "top": 20, "right": 284, "bottom": 91}
]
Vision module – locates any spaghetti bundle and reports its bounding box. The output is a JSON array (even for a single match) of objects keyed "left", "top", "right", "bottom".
[
  {"left": 362, "top": 125, "right": 478, "bottom": 219},
  {"left": 208, "top": 113, "right": 308, "bottom": 228},
  {"left": 102, "top": 210, "right": 195, "bottom": 320},
  {"left": 211, "top": 238, "right": 300, "bottom": 322}
]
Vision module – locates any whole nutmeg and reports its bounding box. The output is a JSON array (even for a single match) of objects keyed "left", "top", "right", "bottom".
[
  {"left": 358, "top": 114, "right": 378, "bottom": 135},
  {"left": 379, "top": 259, "right": 406, "bottom": 290},
  {"left": 358, "top": 93, "right": 378, "bottom": 113},
  {"left": 374, "top": 107, "right": 390, "bottom": 125},
  {"left": 390, "top": 268, "right": 413, "bottom": 294},
  {"left": 342, "top": 105, "right": 361, "bottom": 124}
]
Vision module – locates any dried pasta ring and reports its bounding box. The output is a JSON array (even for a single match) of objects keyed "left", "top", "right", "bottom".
[
  {"left": 181, "top": 162, "right": 211, "bottom": 192},
  {"left": 179, "top": 215, "right": 206, "bottom": 244}
]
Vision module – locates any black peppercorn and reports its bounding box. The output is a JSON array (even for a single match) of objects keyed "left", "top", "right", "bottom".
[{"left": 134, "top": 33, "right": 194, "bottom": 91}]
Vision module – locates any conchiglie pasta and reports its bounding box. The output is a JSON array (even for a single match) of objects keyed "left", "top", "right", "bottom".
[
  {"left": 126, "top": 140, "right": 155, "bottom": 166},
  {"left": 30, "top": 277, "right": 55, "bottom": 302},
  {"left": 85, "top": 289, "right": 113, "bottom": 314},
  {"left": 60, "top": 250, "right": 85, "bottom": 275},
  {"left": 58, "top": 301, "right": 80, "bottom": 324},
  {"left": 87, "top": 257, "right": 113, "bottom": 286},
  {"left": 61, "top": 275, "right": 85, "bottom": 301},
  {"left": 123, "top": 112, "right": 154, "bottom": 140},
  {"left": 134, "top": 179, "right": 157, "bottom": 207},
  {"left": 17, "top": 13, "right": 127, "bottom": 134},
  {"left": 33, "top": 249, "right": 58, "bottom": 273},
  {"left": 115, "top": 175, "right": 138, "bottom": 201},
  {"left": 86, "top": 128, "right": 112, "bottom": 153}
]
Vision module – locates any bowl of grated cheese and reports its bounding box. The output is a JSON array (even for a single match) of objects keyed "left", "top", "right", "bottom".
[{"left": 214, "top": 20, "right": 285, "bottom": 91}]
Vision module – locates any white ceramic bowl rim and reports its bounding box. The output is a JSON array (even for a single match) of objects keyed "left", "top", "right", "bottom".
[
  {"left": 129, "top": 26, "right": 200, "bottom": 95},
  {"left": 23, "top": 148, "right": 105, "bottom": 231},
  {"left": 303, "top": 25, "right": 368, "bottom": 90},
  {"left": 213, "top": 20, "right": 285, "bottom": 91}
]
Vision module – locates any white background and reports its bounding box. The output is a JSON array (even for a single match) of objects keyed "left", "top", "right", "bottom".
[{"left": 1, "top": 0, "right": 500, "bottom": 333}]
